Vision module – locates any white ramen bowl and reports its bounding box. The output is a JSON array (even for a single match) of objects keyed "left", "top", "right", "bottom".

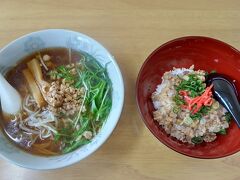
[{"left": 0, "top": 29, "right": 124, "bottom": 170}]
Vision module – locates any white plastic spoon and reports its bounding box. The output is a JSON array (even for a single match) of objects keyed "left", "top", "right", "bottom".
[{"left": 0, "top": 73, "right": 22, "bottom": 115}]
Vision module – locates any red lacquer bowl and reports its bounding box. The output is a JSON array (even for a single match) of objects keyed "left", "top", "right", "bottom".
[{"left": 136, "top": 36, "right": 240, "bottom": 158}]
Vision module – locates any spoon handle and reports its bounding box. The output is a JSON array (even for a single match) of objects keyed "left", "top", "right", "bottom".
[{"left": 0, "top": 73, "right": 22, "bottom": 115}]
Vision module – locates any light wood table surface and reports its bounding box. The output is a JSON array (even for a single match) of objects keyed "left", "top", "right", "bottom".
[{"left": 0, "top": 0, "right": 240, "bottom": 179}]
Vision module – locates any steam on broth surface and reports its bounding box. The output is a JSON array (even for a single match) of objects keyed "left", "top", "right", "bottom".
[{"left": 2, "top": 48, "right": 112, "bottom": 156}]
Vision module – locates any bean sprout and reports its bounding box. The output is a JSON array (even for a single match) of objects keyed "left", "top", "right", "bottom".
[{"left": 18, "top": 95, "right": 57, "bottom": 143}]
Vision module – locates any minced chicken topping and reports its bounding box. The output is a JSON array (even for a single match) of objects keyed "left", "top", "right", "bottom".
[{"left": 152, "top": 65, "right": 231, "bottom": 144}]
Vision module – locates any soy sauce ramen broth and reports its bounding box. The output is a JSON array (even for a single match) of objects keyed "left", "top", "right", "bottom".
[{"left": 2, "top": 47, "right": 112, "bottom": 156}]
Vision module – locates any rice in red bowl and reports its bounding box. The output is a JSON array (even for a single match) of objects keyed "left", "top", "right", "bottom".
[{"left": 152, "top": 65, "right": 230, "bottom": 145}]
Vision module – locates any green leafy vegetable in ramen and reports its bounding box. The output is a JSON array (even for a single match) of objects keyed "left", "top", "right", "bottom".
[{"left": 53, "top": 54, "right": 112, "bottom": 153}]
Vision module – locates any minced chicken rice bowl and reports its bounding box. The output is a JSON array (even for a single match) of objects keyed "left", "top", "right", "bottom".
[{"left": 152, "top": 65, "right": 231, "bottom": 144}]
